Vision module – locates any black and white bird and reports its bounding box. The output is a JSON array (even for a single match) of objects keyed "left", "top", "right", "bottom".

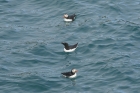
[
  {"left": 61, "top": 69, "right": 78, "bottom": 78},
  {"left": 63, "top": 14, "right": 76, "bottom": 22},
  {"left": 61, "top": 42, "right": 78, "bottom": 52}
]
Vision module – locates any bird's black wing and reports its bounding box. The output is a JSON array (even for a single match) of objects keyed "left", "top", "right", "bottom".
[
  {"left": 69, "top": 43, "right": 78, "bottom": 49},
  {"left": 61, "top": 72, "right": 73, "bottom": 76},
  {"left": 68, "top": 14, "right": 76, "bottom": 19}
]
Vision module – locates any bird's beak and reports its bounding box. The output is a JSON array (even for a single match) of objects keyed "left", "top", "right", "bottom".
[
  {"left": 61, "top": 42, "right": 65, "bottom": 45},
  {"left": 75, "top": 70, "right": 78, "bottom": 72}
]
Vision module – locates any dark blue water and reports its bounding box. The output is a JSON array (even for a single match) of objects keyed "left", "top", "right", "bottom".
[{"left": 0, "top": 0, "right": 140, "bottom": 93}]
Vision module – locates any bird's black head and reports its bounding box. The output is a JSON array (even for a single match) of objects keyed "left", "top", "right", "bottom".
[
  {"left": 61, "top": 42, "right": 68, "bottom": 46},
  {"left": 61, "top": 42, "right": 68, "bottom": 45},
  {"left": 61, "top": 42, "right": 69, "bottom": 50}
]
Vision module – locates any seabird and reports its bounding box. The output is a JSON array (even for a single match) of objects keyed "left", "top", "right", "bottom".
[
  {"left": 63, "top": 14, "right": 76, "bottom": 22},
  {"left": 61, "top": 42, "right": 78, "bottom": 52},
  {"left": 61, "top": 69, "right": 78, "bottom": 78}
]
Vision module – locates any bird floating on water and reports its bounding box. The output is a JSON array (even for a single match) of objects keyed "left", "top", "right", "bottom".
[
  {"left": 63, "top": 14, "right": 76, "bottom": 22},
  {"left": 61, "top": 69, "right": 78, "bottom": 78},
  {"left": 61, "top": 42, "right": 78, "bottom": 52}
]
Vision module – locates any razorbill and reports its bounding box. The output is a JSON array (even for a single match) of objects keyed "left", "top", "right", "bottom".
[
  {"left": 63, "top": 14, "right": 76, "bottom": 22},
  {"left": 61, "top": 69, "right": 78, "bottom": 78},
  {"left": 61, "top": 42, "right": 78, "bottom": 52}
]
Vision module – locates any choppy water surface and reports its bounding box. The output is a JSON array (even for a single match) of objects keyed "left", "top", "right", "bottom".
[{"left": 0, "top": 0, "right": 140, "bottom": 93}]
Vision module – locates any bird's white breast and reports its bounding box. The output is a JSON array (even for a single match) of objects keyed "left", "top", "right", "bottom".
[
  {"left": 64, "top": 18, "right": 72, "bottom": 22},
  {"left": 69, "top": 73, "right": 77, "bottom": 78},
  {"left": 64, "top": 48, "right": 76, "bottom": 52}
]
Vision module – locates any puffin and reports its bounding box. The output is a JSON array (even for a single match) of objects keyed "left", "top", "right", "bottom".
[
  {"left": 61, "top": 69, "right": 78, "bottom": 78},
  {"left": 63, "top": 14, "right": 76, "bottom": 22},
  {"left": 61, "top": 42, "right": 78, "bottom": 52}
]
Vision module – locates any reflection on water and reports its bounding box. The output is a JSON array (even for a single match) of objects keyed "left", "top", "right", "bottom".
[{"left": 71, "top": 79, "right": 76, "bottom": 86}]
